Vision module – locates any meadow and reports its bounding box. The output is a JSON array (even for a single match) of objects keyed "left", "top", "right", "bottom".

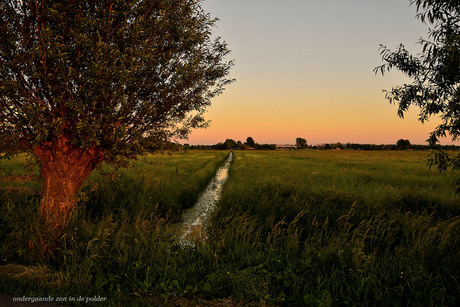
[
  {"left": 209, "top": 150, "right": 460, "bottom": 305},
  {"left": 0, "top": 150, "right": 459, "bottom": 306}
]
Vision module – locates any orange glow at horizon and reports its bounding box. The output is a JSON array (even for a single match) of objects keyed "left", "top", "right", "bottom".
[
  {"left": 185, "top": 76, "right": 459, "bottom": 146},
  {"left": 184, "top": 0, "right": 460, "bottom": 147}
]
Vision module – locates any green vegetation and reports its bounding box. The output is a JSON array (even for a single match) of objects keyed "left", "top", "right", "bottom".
[
  {"left": 376, "top": 0, "right": 460, "bottom": 178},
  {"left": 210, "top": 150, "right": 459, "bottom": 305},
  {"left": 82, "top": 151, "right": 229, "bottom": 218},
  {"left": 1, "top": 150, "right": 459, "bottom": 305},
  {"left": 0, "top": 0, "right": 233, "bottom": 236},
  {"left": 376, "top": 0, "right": 460, "bottom": 144}
]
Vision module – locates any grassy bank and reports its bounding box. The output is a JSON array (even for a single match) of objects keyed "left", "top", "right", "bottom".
[
  {"left": 0, "top": 150, "right": 459, "bottom": 305},
  {"left": 0, "top": 150, "right": 230, "bottom": 302},
  {"left": 81, "top": 150, "right": 229, "bottom": 218},
  {"left": 0, "top": 150, "right": 229, "bottom": 218}
]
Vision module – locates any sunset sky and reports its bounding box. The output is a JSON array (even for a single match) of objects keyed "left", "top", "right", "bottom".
[{"left": 185, "top": 0, "right": 459, "bottom": 146}]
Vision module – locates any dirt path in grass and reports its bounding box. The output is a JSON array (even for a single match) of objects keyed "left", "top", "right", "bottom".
[{"left": 179, "top": 151, "right": 233, "bottom": 247}]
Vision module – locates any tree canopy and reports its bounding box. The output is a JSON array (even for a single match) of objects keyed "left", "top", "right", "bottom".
[
  {"left": 375, "top": 0, "right": 459, "bottom": 144},
  {"left": 0, "top": 0, "right": 233, "bottom": 160},
  {"left": 0, "top": 0, "right": 233, "bottom": 237},
  {"left": 245, "top": 137, "right": 255, "bottom": 148},
  {"left": 223, "top": 138, "right": 236, "bottom": 150},
  {"left": 296, "top": 137, "right": 308, "bottom": 149},
  {"left": 396, "top": 139, "right": 412, "bottom": 150}
]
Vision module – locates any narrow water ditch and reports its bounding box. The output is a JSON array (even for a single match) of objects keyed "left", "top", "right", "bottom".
[{"left": 179, "top": 151, "right": 233, "bottom": 247}]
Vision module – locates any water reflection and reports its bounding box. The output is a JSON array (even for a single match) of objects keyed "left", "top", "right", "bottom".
[{"left": 179, "top": 151, "right": 233, "bottom": 247}]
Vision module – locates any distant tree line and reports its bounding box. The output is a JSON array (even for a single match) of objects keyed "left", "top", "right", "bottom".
[
  {"left": 183, "top": 137, "right": 276, "bottom": 150},
  {"left": 312, "top": 141, "right": 459, "bottom": 151},
  {"left": 182, "top": 137, "right": 460, "bottom": 151}
]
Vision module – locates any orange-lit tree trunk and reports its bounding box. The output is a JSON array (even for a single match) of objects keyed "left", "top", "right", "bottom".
[{"left": 32, "top": 135, "right": 104, "bottom": 240}]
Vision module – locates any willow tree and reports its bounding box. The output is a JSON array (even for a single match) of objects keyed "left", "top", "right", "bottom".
[
  {"left": 0, "top": 0, "right": 233, "bottom": 234},
  {"left": 375, "top": 0, "right": 459, "bottom": 176}
]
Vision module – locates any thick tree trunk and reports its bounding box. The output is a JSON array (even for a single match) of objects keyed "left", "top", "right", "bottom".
[{"left": 32, "top": 135, "right": 104, "bottom": 239}]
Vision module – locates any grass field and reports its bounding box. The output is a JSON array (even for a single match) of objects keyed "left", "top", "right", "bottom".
[
  {"left": 0, "top": 150, "right": 459, "bottom": 306},
  {"left": 210, "top": 150, "right": 460, "bottom": 305}
]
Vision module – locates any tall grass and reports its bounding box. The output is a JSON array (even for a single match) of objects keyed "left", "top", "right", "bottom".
[
  {"left": 0, "top": 150, "right": 228, "bottom": 266},
  {"left": 81, "top": 151, "right": 229, "bottom": 218},
  {"left": 217, "top": 151, "right": 459, "bottom": 220},
  {"left": 0, "top": 150, "right": 459, "bottom": 305},
  {"left": 207, "top": 150, "right": 460, "bottom": 305}
]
